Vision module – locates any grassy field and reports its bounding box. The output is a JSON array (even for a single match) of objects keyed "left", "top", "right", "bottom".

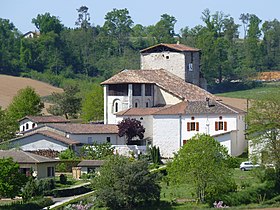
[{"left": 216, "top": 82, "right": 280, "bottom": 100}]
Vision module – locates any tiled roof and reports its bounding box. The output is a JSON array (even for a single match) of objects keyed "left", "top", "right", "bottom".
[
  {"left": 101, "top": 69, "right": 214, "bottom": 101},
  {"left": 154, "top": 100, "right": 245, "bottom": 115},
  {"left": 11, "top": 130, "right": 79, "bottom": 146},
  {"left": 48, "top": 123, "right": 119, "bottom": 134},
  {"left": 78, "top": 160, "right": 105, "bottom": 167},
  {"left": 140, "top": 43, "right": 200, "bottom": 53},
  {"left": 20, "top": 115, "right": 70, "bottom": 123},
  {"left": 0, "top": 150, "right": 58, "bottom": 164},
  {"left": 116, "top": 107, "right": 167, "bottom": 116}
]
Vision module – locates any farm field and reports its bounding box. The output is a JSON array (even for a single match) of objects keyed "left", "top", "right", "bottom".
[
  {"left": 216, "top": 82, "right": 280, "bottom": 100},
  {"left": 0, "top": 74, "right": 62, "bottom": 112}
]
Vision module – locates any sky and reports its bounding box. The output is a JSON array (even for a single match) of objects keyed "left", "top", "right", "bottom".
[{"left": 1, "top": 0, "right": 280, "bottom": 37}]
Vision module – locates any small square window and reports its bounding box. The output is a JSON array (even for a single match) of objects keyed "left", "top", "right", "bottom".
[{"left": 106, "top": 137, "right": 111, "bottom": 143}]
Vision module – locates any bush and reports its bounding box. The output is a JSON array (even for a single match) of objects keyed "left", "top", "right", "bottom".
[
  {"left": 56, "top": 160, "right": 80, "bottom": 172},
  {"left": 220, "top": 183, "right": 276, "bottom": 206},
  {"left": 59, "top": 174, "right": 67, "bottom": 184},
  {"left": 93, "top": 156, "right": 160, "bottom": 209},
  {"left": 53, "top": 185, "right": 91, "bottom": 197}
]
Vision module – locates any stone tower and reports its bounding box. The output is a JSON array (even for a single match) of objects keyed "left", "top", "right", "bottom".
[{"left": 140, "top": 43, "right": 206, "bottom": 89}]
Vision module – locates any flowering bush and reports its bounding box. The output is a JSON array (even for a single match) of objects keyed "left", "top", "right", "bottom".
[
  {"left": 65, "top": 201, "right": 93, "bottom": 210},
  {"left": 213, "top": 201, "right": 229, "bottom": 208}
]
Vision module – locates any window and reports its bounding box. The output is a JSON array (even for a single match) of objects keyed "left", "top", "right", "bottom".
[
  {"left": 146, "top": 102, "right": 149, "bottom": 107},
  {"left": 26, "top": 123, "right": 29, "bottom": 130},
  {"left": 108, "top": 84, "right": 128, "bottom": 96},
  {"left": 188, "top": 63, "right": 193, "bottom": 71},
  {"left": 106, "top": 137, "right": 111, "bottom": 143},
  {"left": 145, "top": 84, "right": 152, "bottom": 96},
  {"left": 115, "top": 102, "right": 119, "bottom": 113},
  {"left": 215, "top": 121, "right": 227, "bottom": 131},
  {"left": 32, "top": 123, "right": 36, "bottom": 128},
  {"left": 133, "top": 84, "right": 142, "bottom": 96},
  {"left": 183, "top": 140, "right": 187, "bottom": 145},
  {"left": 47, "top": 167, "right": 55, "bottom": 177},
  {"left": 166, "top": 56, "right": 169, "bottom": 59},
  {"left": 135, "top": 102, "right": 138, "bottom": 108},
  {"left": 187, "top": 122, "right": 199, "bottom": 131}
]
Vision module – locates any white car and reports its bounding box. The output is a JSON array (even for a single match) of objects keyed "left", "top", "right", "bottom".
[{"left": 240, "top": 161, "right": 260, "bottom": 171}]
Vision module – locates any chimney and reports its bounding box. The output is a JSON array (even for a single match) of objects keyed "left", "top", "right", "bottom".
[{"left": 206, "top": 97, "right": 210, "bottom": 107}]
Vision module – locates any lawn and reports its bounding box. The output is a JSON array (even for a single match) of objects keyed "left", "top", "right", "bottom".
[{"left": 216, "top": 82, "right": 280, "bottom": 100}]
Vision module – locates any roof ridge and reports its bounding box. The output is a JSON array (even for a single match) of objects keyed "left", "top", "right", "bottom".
[{"left": 24, "top": 151, "right": 40, "bottom": 163}]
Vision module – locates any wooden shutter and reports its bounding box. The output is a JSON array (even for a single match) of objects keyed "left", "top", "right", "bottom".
[
  {"left": 224, "top": 121, "right": 227, "bottom": 131},
  {"left": 215, "top": 121, "right": 219, "bottom": 131},
  {"left": 196, "top": 122, "right": 199, "bottom": 131},
  {"left": 187, "top": 122, "right": 190, "bottom": 131},
  {"left": 183, "top": 140, "right": 187, "bottom": 145}
]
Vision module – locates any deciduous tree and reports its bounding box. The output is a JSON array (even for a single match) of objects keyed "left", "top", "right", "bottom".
[
  {"left": 81, "top": 84, "right": 103, "bottom": 122},
  {"left": 7, "top": 86, "right": 44, "bottom": 121},
  {"left": 247, "top": 93, "right": 280, "bottom": 190},
  {"left": 92, "top": 155, "right": 160, "bottom": 209},
  {"left": 168, "top": 134, "right": 236, "bottom": 203},
  {"left": 32, "top": 12, "right": 64, "bottom": 34},
  {"left": 47, "top": 83, "right": 81, "bottom": 119},
  {"left": 0, "top": 158, "right": 27, "bottom": 199},
  {"left": 117, "top": 118, "right": 145, "bottom": 145}
]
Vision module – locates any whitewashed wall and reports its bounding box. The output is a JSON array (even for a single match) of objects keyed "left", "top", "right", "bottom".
[
  {"left": 141, "top": 52, "right": 186, "bottom": 80},
  {"left": 19, "top": 119, "right": 37, "bottom": 132},
  {"left": 153, "top": 113, "right": 246, "bottom": 158},
  {"left": 69, "top": 133, "right": 125, "bottom": 145},
  {"left": 153, "top": 115, "right": 181, "bottom": 158}
]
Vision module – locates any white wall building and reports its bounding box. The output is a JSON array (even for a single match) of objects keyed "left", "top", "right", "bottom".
[{"left": 102, "top": 43, "right": 247, "bottom": 158}]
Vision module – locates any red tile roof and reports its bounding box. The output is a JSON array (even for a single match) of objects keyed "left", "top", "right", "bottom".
[
  {"left": 101, "top": 69, "right": 214, "bottom": 101},
  {"left": 48, "top": 123, "right": 119, "bottom": 134},
  {"left": 153, "top": 100, "right": 245, "bottom": 115},
  {"left": 140, "top": 43, "right": 200, "bottom": 53},
  {"left": 116, "top": 107, "right": 167, "bottom": 116},
  {"left": 20, "top": 115, "right": 70, "bottom": 123}
]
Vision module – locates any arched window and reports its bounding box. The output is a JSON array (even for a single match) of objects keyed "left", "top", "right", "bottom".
[
  {"left": 135, "top": 102, "right": 138, "bottom": 108},
  {"left": 115, "top": 102, "right": 119, "bottom": 112},
  {"left": 112, "top": 99, "right": 121, "bottom": 113}
]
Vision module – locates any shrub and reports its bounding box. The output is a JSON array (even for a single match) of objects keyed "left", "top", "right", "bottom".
[{"left": 59, "top": 174, "right": 67, "bottom": 184}]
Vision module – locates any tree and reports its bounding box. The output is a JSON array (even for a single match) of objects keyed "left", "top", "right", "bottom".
[
  {"left": 81, "top": 84, "right": 103, "bottom": 122},
  {"left": 0, "top": 107, "right": 16, "bottom": 142},
  {"left": 102, "top": 8, "right": 133, "bottom": 54},
  {"left": 168, "top": 134, "right": 236, "bottom": 203},
  {"left": 92, "top": 155, "right": 160, "bottom": 209},
  {"left": 75, "top": 6, "right": 91, "bottom": 29},
  {"left": 47, "top": 83, "right": 81, "bottom": 119},
  {"left": 7, "top": 86, "right": 44, "bottom": 121},
  {"left": 0, "top": 18, "right": 21, "bottom": 75},
  {"left": 117, "top": 118, "right": 145, "bottom": 145},
  {"left": 147, "top": 14, "right": 177, "bottom": 43},
  {"left": 32, "top": 13, "right": 64, "bottom": 34},
  {"left": 0, "top": 158, "right": 27, "bottom": 199},
  {"left": 247, "top": 93, "right": 280, "bottom": 190}
]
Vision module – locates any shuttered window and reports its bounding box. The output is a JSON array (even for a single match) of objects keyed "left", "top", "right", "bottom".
[
  {"left": 215, "top": 121, "right": 228, "bottom": 131},
  {"left": 187, "top": 122, "right": 199, "bottom": 131}
]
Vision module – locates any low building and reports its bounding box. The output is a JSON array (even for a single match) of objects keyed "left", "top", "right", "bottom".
[{"left": 0, "top": 150, "right": 58, "bottom": 179}]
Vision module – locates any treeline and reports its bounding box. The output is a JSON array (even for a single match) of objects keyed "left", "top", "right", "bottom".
[{"left": 1, "top": 7, "right": 280, "bottom": 86}]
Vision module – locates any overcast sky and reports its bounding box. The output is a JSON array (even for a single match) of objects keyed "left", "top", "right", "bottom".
[{"left": 1, "top": 0, "right": 279, "bottom": 36}]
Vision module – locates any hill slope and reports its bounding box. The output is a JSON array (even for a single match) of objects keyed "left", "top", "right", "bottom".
[{"left": 0, "top": 75, "right": 63, "bottom": 109}]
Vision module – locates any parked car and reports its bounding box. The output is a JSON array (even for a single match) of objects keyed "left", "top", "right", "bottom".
[{"left": 240, "top": 161, "right": 260, "bottom": 171}]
